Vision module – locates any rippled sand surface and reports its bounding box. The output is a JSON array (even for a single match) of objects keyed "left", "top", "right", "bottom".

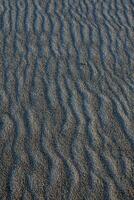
[{"left": 0, "top": 1, "right": 134, "bottom": 199}]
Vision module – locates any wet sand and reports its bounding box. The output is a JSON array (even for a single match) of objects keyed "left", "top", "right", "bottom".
[{"left": 0, "top": 0, "right": 134, "bottom": 199}]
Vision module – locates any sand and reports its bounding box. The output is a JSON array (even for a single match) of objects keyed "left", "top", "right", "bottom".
[{"left": 0, "top": 0, "right": 134, "bottom": 199}]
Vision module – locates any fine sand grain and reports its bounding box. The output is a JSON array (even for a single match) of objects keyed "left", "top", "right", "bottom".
[{"left": 0, "top": 0, "right": 134, "bottom": 199}]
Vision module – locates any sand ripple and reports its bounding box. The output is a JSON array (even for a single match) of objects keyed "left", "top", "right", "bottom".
[{"left": 0, "top": 0, "right": 134, "bottom": 199}]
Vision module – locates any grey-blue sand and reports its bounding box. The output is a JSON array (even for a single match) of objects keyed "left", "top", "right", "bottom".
[{"left": 0, "top": 0, "right": 134, "bottom": 199}]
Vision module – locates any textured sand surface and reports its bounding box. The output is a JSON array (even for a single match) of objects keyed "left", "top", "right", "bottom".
[{"left": 0, "top": 0, "right": 134, "bottom": 199}]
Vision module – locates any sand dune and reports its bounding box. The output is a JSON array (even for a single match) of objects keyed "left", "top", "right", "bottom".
[{"left": 0, "top": 0, "right": 134, "bottom": 199}]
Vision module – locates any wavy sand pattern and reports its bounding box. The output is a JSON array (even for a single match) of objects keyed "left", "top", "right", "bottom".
[{"left": 0, "top": 0, "right": 134, "bottom": 199}]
